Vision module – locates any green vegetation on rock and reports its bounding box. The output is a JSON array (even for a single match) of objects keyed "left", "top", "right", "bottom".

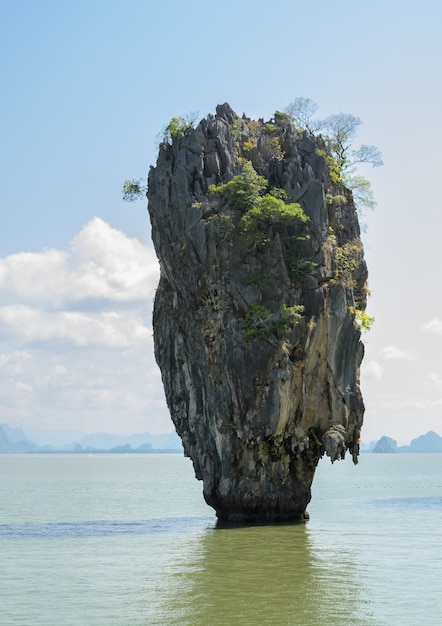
[
  {"left": 122, "top": 178, "right": 147, "bottom": 202},
  {"left": 209, "top": 161, "right": 267, "bottom": 212},
  {"left": 354, "top": 308, "right": 375, "bottom": 332},
  {"left": 332, "top": 240, "right": 364, "bottom": 288},
  {"left": 242, "top": 302, "right": 304, "bottom": 340},
  {"left": 286, "top": 96, "right": 383, "bottom": 215},
  {"left": 209, "top": 161, "right": 309, "bottom": 246},
  {"left": 162, "top": 116, "right": 192, "bottom": 142},
  {"left": 239, "top": 193, "right": 308, "bottom": 244}
]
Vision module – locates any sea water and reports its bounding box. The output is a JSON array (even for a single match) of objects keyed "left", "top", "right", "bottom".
[{"left": 1, "top": 452, "right": 441, "bottom": 625}]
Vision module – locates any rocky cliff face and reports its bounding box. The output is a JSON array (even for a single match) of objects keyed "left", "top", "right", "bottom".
[{"left": 148, "top": 104, "right": 368, "bottom": 522}]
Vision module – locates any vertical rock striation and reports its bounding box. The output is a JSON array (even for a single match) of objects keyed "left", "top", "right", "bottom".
[{"left": 148, "top": 104, "right": 368, "bottom": 522}]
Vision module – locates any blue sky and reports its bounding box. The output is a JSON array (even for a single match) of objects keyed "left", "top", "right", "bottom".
[{"left": 1, "top": 0, "right": 442, "bottom": 443}]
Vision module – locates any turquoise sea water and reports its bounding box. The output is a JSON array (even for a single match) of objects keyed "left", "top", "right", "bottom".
[{"left": 1, "top": 453, "right": 441, "bottom": 625}]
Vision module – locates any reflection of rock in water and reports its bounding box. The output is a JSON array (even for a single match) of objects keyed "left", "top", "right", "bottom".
[
  {"left": 161, "top": 524, "right": 373, "bottom": 625},
  {"left": 149, "top": 104, "right": 367, "bottom": 522}
]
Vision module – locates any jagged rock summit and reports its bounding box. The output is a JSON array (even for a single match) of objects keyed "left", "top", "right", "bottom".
[{"left": 148, "top": 104, "right": 368, "bottom": 522}]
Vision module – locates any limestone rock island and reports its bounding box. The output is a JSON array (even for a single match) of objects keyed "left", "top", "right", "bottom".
[{"left": 148, "top": 104, "right": 368, "bottom": 522}]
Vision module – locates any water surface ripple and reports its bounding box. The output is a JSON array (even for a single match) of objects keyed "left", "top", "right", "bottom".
[{"left": 1, "top": 453, "right": 441, "bottom": 625}]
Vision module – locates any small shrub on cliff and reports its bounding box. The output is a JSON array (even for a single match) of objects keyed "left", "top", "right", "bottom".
[
  {"left": 160, "top": 112, "right": 198, "bottom": 145},
  {"left": 260, "top": 135, "right": 284, "bottom": 162},
  {"left": 231, "top": 118, "right": 262, "bottom": 134},
  {"left": 209, "top": 161, "right": 267, "bottom": 212},
  {"left": 242, "top": 139, "right": 256, "bottom": 155},
  {"left": 316, "top": 149, "right": 342, "bottom": 184},
  {"left": 326, "top": 193, "right": 347, "bottom": 206},
  {"left": 288, "top": 252, "right": 317, "bottom": 281},
  {"left": 122, "top": 178, "right": 147, "bottom": 202},
  {"left": 282, "top": 303, "right": 304, "bottom": 324},
  {"left": 263, "top": 122, "right": 278, "bottom": 135},
  {"left": 239, "top": 194, "right": 308, "bottom": 244},
  {"left": 242, "top": 303, "right": 271, "bottom": 339},
  {"left": 332, "top": 240, "right": 363, "bottom": 288},
  {"left": 162, "top": 117, "right": 191, "bottom": 143},
  {"left": 242, "top": 302, "right": 304, "bottom": 340},
  {"left": 202, "top": 213, "right": 234, "bottom": 241},
  {"left": 354, "top": 307, "right": 375, "bottom": 332}
]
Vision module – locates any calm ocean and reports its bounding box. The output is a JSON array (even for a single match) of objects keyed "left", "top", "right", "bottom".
[{"left": 1, "top": 452, "right": 441, "bottom": 625}]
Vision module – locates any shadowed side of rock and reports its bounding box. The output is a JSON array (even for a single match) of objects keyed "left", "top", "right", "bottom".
[{"left": 148, "top": 104, "right": 368, "bottom": 522}]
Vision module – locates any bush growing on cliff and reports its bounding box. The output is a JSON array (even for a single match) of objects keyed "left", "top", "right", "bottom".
[
  {"left": 285, "top": 97, "right": 383, "bottom": 213},
  {"left": 332, "top": 239, "right": 364, "bottom": 288},
  {"left": 209, "top": 161, "right": 267, "bottom": 211},
  {"left": 242, "top": 302, "right": 304, "bottom": 340},
  {"left": 160, "top": 112, "right": 199, "bottom": 145},
  {"left": 239, "top": 194, "right": 308, "bottom": 244},
  {"left": 209, "top": 161, "right": 309, "bottom": 250},
  {"left": 162, "top": 117, "right": 191, "bottom": 143},
  {"left": 288, "top": 252, "right": 317, "bottom": 281},
  {"left": 122, "top": 178, "right": 147, "bottom": 202},
  {"left": 202, "top": 213, "right": 234, "bottom": 241},
  {"left": 316, "top": 149, "right": 342, "bottom": 184},
  {"left": 260, "top": 135, "right": 284, "bottom": 162},
  {"left": 354, "top": 308, "right": 375, "bottom": 332}
]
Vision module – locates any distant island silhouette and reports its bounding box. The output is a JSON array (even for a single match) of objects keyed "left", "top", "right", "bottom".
[
  {"left": 0, "top": 423, "right": 182, "bottom": 454},
  {"left": 365, "top": 431, "right": 442, "bottom": 453},
  {"left": 1, "top": 423, "right": 441, "bottom": 454}
]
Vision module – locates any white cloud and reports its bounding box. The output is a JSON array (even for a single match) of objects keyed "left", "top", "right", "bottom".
[
  {"left": 68, "top": 217, "right": 159, "bottom": 304},
  {"left": 362, "top": 360, "right": 383, "bottom": 380},
  {"left": 379, "top": 394, "right": 442, "bottom": 412},
  {"left": 0, "top": 249, "right": 69, "bottom": 305},
  {"left": 0, "top": 350, "right": 32, "bottom": 373},
  {"left": 380, "top": 345, "right": 414, "bottom": 360},
  {"left": 381, "top": 395, "right": 427, "bottom": 411},
  {"left": 0, "top": 305, "right": 151, "bottom": 348},
  {"left": 0, "top": 345, "right": 171, "bottom": 435},
  {"left": 14, "top": 381, "right": 32, "bottom": 392},
  {"left": 422, "top": 318, "right": 442, "bottom": 335},
  {"left": 427, "top": 372, "right": 442, "bottom": 387},
  {"left": 0, "top": 218, "right": 158, "bottom": 350},
  {"left": 0, "top": 219, "right": 172, "bottom": 435},
  {"left": 0, "top": 217, "right": 159, "bottom": 307}
]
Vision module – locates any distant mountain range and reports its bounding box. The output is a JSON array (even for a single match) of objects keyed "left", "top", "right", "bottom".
[
  {"left": 2, "top": 423, "right": 442, "bottom": 454},
  {"left": 0, "top": 423, "right": 183, "bottom": 454},
  {"left": 368, "top": 431, "right": 442, "bottom": 453}
]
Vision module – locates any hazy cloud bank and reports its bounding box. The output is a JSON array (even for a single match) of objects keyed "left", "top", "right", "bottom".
[{"left": 0, "top": 218, "right": 171, "bottom": 435}]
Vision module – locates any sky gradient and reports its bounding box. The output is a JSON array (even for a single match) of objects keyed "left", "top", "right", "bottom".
[{"left": 1, "top": 0, "right": 442, "bottom": 444}]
